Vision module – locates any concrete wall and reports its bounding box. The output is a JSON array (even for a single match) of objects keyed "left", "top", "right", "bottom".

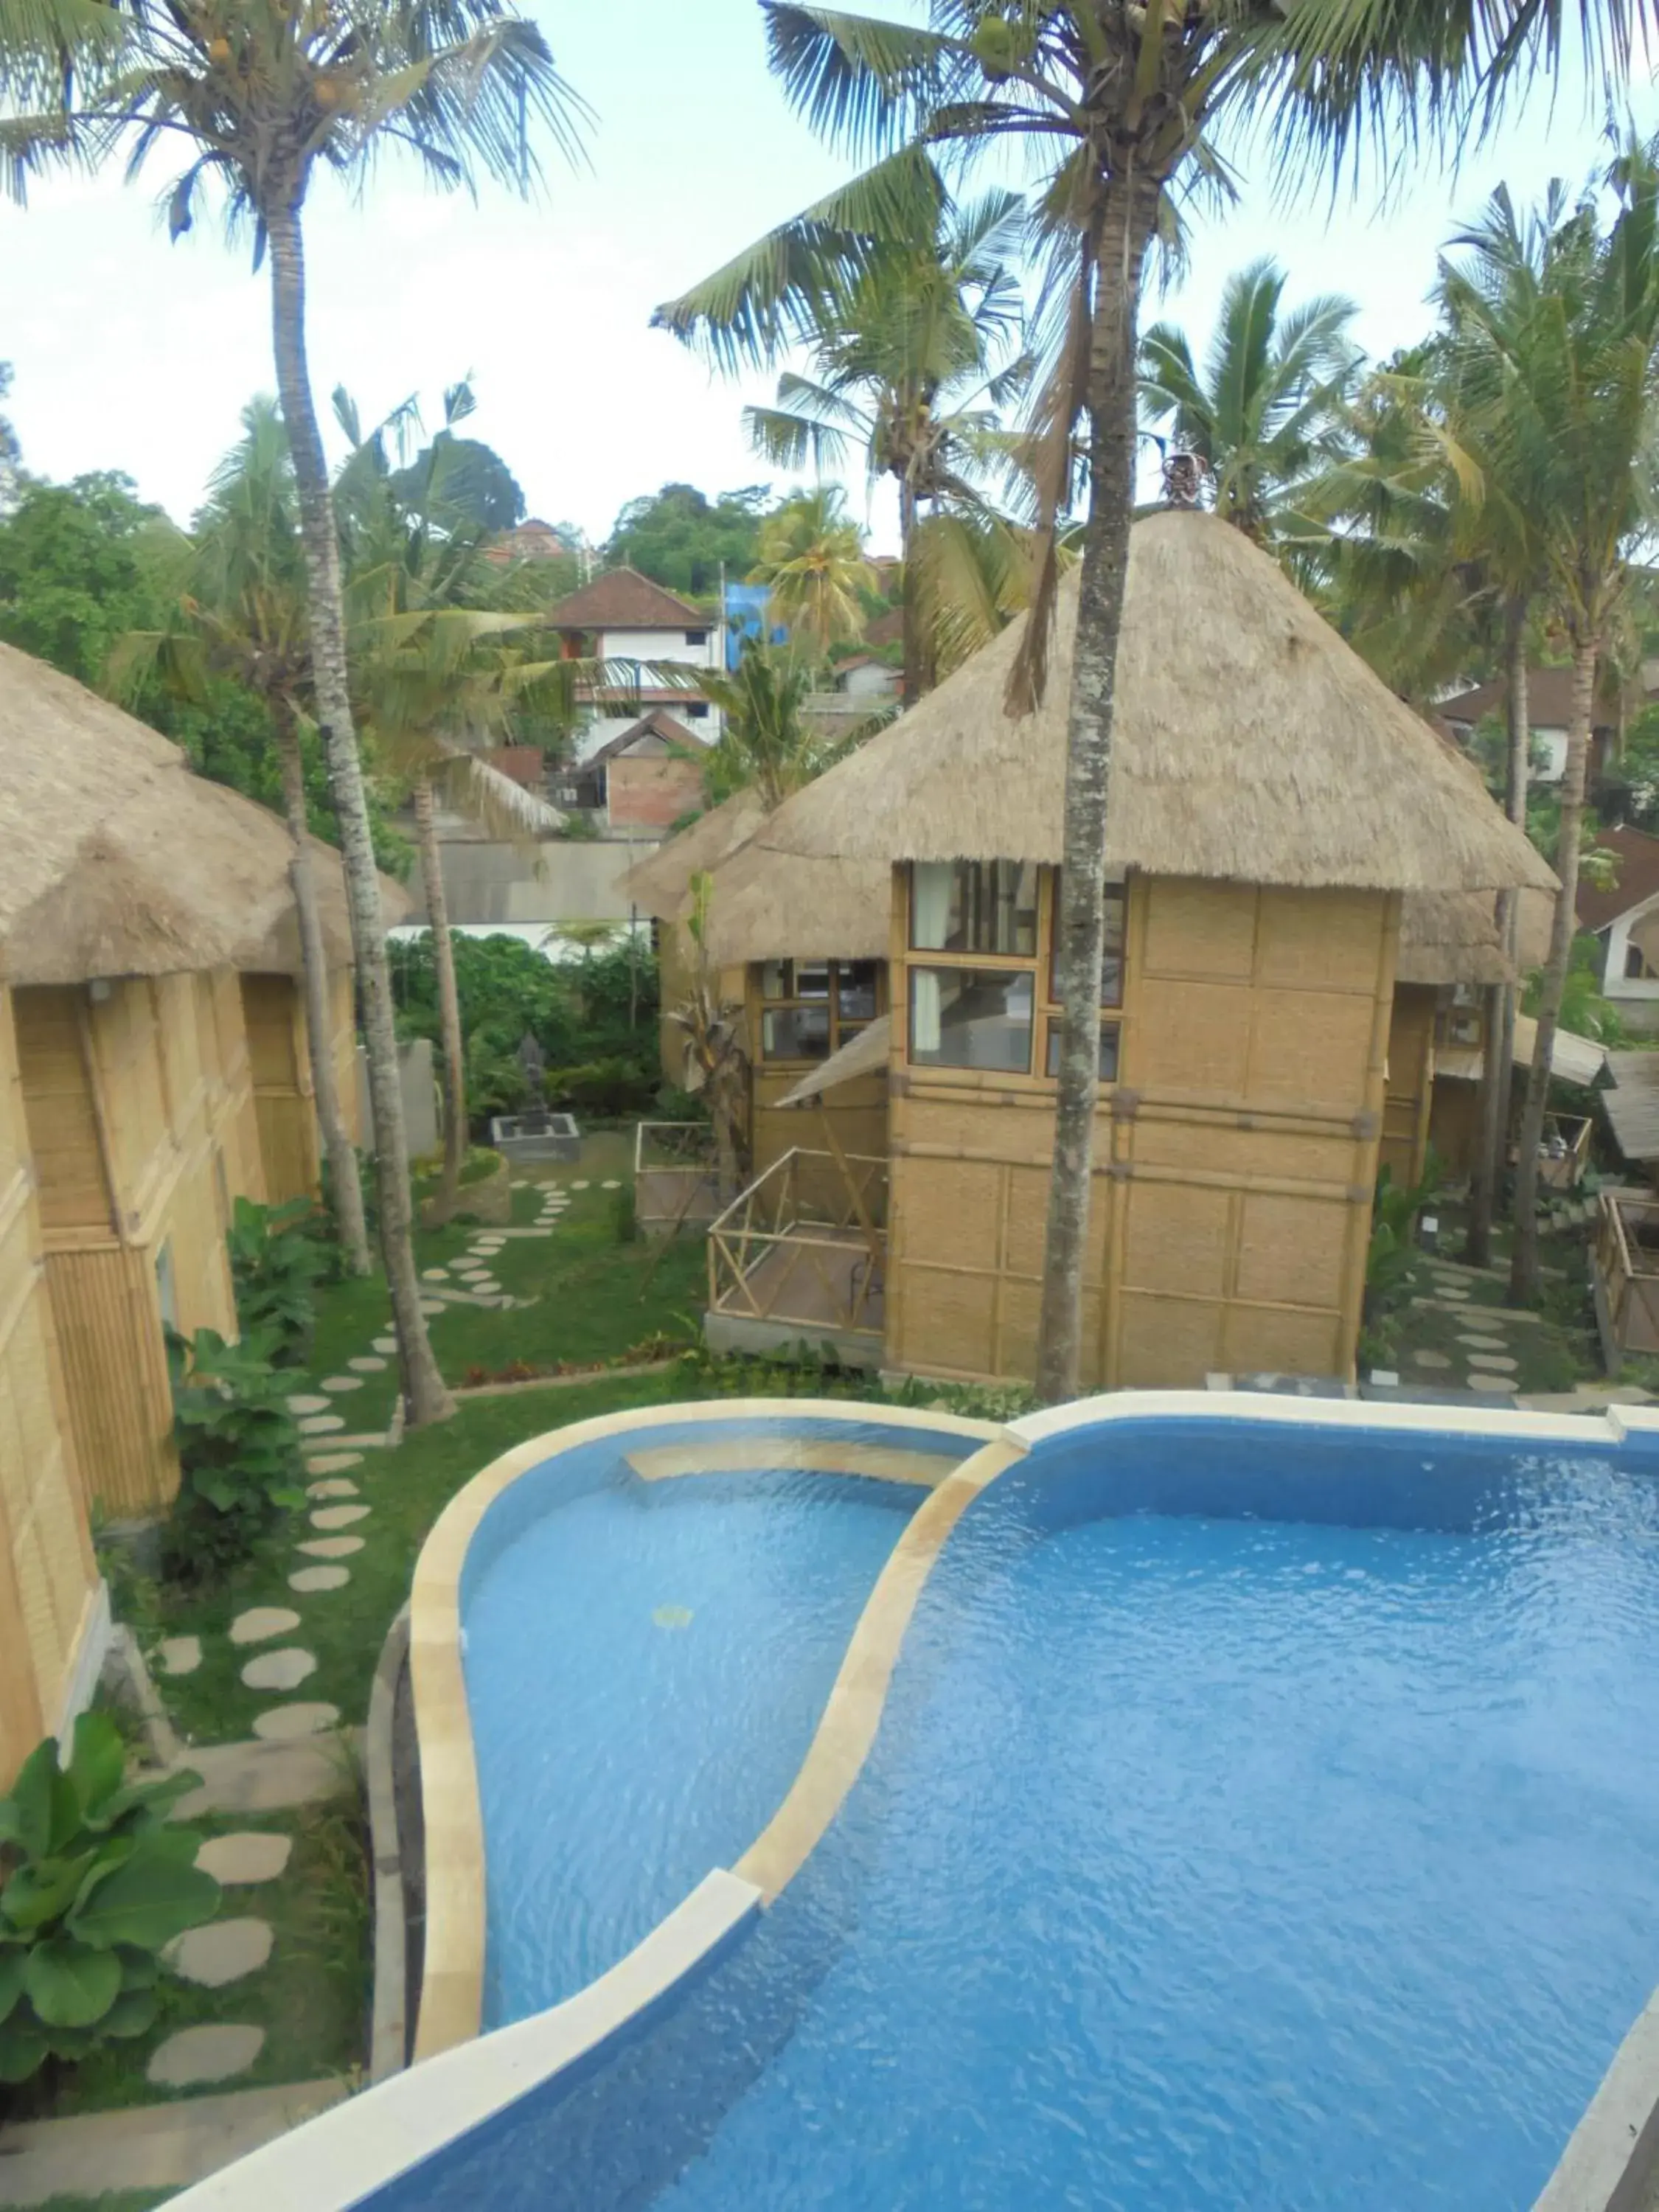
[
  {"left": 408, "top": 837, "right": 660, "bottom": 927},
  {"left": 357, "top": 1037, "right": 439, "bottom": 1162}
]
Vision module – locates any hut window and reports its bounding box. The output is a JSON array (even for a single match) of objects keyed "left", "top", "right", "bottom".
[
  {"left": 909, "top": 967, "right": 1034, "bottom": 1073},
  {"left": 910, "top": 862, "right": 1038, "bottom": 957},
  {"left": 763, "top": 1005, "right": 832, "bottom": 1061},
  {"left": 759, "top": 960, "right": 883, "bottom": 1062},
  {"left": 836, "top": 961, "right": 880, "bottom": 1024},
  {"left": 1046, "top": 1023, "right": 1121, "bottom": 1082},
  {"left": 1627, "top": 941, "right": 1652, "bottom": 981}
]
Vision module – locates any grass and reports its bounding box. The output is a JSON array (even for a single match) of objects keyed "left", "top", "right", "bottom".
[
  {"left": 1362, "top": 1224, "right": 1604, "bottom": 1395},
  {"left": 27, "top": 2198, "right": 175, "bottom": 2211}
]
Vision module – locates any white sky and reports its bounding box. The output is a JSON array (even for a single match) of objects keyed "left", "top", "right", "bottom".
[{"left": 2, "top": 1, "right": 1655, "bottom": 552}]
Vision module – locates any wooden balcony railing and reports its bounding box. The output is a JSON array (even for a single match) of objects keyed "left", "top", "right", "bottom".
[
  {"left": 633, "top": 1120, "right": 719, "bottom": 1236},
  {"left": 1594, "top": 1189, "right": 1659, "bottom": 1360},
  {"left": 706, "top": 1147, "right": 887, "bottom": 1339}
]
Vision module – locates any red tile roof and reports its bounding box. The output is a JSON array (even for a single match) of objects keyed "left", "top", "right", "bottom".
[
  {"left": 1578, "top": 823, "right": 1659, "bottom": 932},
  {"left": 543, "top": 566, "right": 706, "bottom": 632},
  {"left": 1441, "top": 666, "right": 1635, "bottom": 729},
  {"left": 585, "top": 709, "right": 704, "bottom": 767}
]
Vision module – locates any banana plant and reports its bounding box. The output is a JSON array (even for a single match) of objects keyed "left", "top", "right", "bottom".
[{"left": 0, "top": 1714, "right": 220, "bottom": 2083}]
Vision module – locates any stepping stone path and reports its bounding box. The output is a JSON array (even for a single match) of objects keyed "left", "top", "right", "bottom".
[
  {"left": 422, "top": 1267, "right": 450, "bottom": 1281},
  {"left": 312, "top": 1503, "right": 370, "bottom": 1531},
  {"left": 285, "top": 1394, "right": 329, "bottom": 1415},
  {"left": 602, "top": 1180, "right": 622, "bottom": 1190},
  {"left": 229, "top": 1607, "right": 301, "bottom": 1646},
  {"left": 1411, "top": 1349, "right": 1453, "bottom": 1370},
  {"left": 299, "top": 1534, "right": 364, "bottom": 1559},
  {"left": 420, "top": 1301, "right": 445, "bottom": 1318},
  {"left": 321, "top": 1375, "right": 364, "bottom": 1394},
  {"left": 197, "top": 1832, "right": 292, "bottom": 1885},
  {"left": 307, "top": 1478, "right": 358, "bottom": 1500},
  {"left": 241, "top": 1647, "right": 316, "bottom": 1692},
  {"left": 571, "top": 1180, "right": 590, "bottom": 1190},
  {"left": 349, "top": 1355, "right": 387, "bottom": 1373},
  {"left": 1468, "top": 1373, "right": 1515, "bottom": 1394},
  {"left": 305, "top": 1451, "right": 363, "bottom": 1475},
  {"left": 252, "top": 1702, "right": 341, "bottom": 1742},
  {"left": 159, "top": 1635, "right": 202, "bottom": 1676},
  {"left": 167, "top": 1917, "right": 274, "bottom": 1989},
  {"left": 290, "top": 1565, "right": 350, "bottom": 1593},
  {"left": 147, "top": 2023, "right": 265, "bottom": 2089},
  {"left": 1470, "top": 1354, "right": 1519, "bottom": 1374},
  {"left": 373, "top": 1335, "right": 397, "bottom": 1354},
  {"left": 1458, "top": 1335, "right": 1508, "bottom": 1352},
  {"left": 299, "top": 1413, "right": 345, "bottom": 1434}
]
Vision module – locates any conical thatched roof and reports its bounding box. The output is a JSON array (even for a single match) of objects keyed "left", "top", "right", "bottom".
[
  {"left": 0, "top": 638, "right": 378, "bottom": 984},
  {"left": 757, "top": 512, "right": 1557, "bottom": 897},
  {"left": 619, "top": 791, "right": 767, "bottom": 922},
  {"left": 1396, "top": 888, "right": 1554, "bottom": 987}
]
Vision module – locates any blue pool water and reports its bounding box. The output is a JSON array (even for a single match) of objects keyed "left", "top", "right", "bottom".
[
  {"left": 389, "top": 1418, "right": 1659, "bottom": 2212},
  {"left": 462, "top": 1419, "right": 958, "bottom": 2023}
]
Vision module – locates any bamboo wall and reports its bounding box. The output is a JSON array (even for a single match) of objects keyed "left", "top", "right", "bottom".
[
  {"left": 745, "top": 960, "right": 888, "bottom": 1178},
  {"left": 243, "top": 973, "right": 318, "bottom": 1203},
  {"left": 13, "top": 970, "right": 265, "bottom": 1517},
  {"left": 1381, "top": 985, "right": 1436, "bottom": 1190},
  {"left": 1429, "top": 1074, "right": 1484, "bottom": 1179},
  {"left": 0, "top": 983, "right": 100, "bottom": 1787},
  {"left": 884, "top": 871, "right": 1394, "bottom": 1391}
]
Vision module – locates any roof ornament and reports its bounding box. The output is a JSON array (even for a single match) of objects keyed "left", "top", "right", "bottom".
[{"left": 1160, "top": 445, "right": 1211, "bottom": 510}]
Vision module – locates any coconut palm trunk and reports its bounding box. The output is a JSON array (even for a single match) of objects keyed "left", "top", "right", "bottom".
[
  {"left": 1509, "top": 639, "right": 1593, "bottom": 1304},
  {"left": 266, "top": 198, "right": 452, "bottom": 1426},
  {"left": 412, "top": 773, "right": 468, "bottom": 1205},
  {"left": 1035, "top": 178, "right": 1159, "bottom": 1405},
  {"left": 1467, "top": 616, "right": 1531, "bottom": 1265},
  {"left": 273, "top": 718, "right": 372, "bottom": 1276},
  {"left": 899, "top": 479, "right": 922, "bottom": 709}
]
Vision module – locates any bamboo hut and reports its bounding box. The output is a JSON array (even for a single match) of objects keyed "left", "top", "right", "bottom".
[
  {"left": 748, "top": 511, "right": 1554, "bottom": 1391},
  {"left": 0, "top": 644, "right": 364, "bottom": 1520}
]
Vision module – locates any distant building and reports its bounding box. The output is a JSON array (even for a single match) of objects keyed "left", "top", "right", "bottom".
[
  {"left": 566, "top": 710, "right": 706, "bottom": 835},
  {"left": 1576, "top": 823, "right": 1659, "bottom": 1037},
  {"left": 831, "top": 653, "right": 902, "bottom": 704},
  {"left": 481, "top": 518, "right": 582, "bottom": 568},
  {"left": 543, "top": 566, "right": 722, "bottom": 762},
  {"left": 1439, "top": 667, "right": 1628, "bottom": 787},
  {"left": 722, "top": 582, "right": 787, "bottom": 667}
]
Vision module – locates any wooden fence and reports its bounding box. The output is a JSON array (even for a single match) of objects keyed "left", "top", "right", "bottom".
[
  {"left": 706, "top": 1147, "right": 888, "bottom": 1340},
  {"left": 1593, "top": 1189, "right": 1659, "bottom": 1363}
]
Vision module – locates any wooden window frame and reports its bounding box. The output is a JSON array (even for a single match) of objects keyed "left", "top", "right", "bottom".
[{"left": 755, "top": 959, "right": 886, "bottom": 1066}]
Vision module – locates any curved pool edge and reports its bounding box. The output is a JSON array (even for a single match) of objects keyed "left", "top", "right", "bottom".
[{"left": 409, "top": 1397, "right": 1007, "bottom": 2062}]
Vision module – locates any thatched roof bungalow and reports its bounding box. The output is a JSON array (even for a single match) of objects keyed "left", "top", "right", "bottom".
[{"left": 751, "top": 509, "right": 1551, "bottom": 1390}]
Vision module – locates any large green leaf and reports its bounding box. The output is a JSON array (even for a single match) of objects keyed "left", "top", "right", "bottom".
[
  {"left": 1, "top": 1849, "right": 99, "bottom": 1933},
  {"left": 87, "top": 1768, "right": 202, "bottom": 1836},
  {"left": 0, "top": 1738, "right": 78, "bottom": 1860},
  {"left": 64, "top": 1712, "right": 125, "bottom": 1822},
  {"left": 116, "top": 1944, "right": 159, "bottom": 1991},
  {"left": 0, "top": 2010, "right": 47, "bottom": 2084},
  {"left": 0, "top": 1947, "right": 23, "bottom": 2025},
  {"left": 24, "top": 1935, "right": 122, "bottom": 2028},
  {"left": 100, "top": 1985, "right": 158, "bottom": 2040},
  {"left": 67, "top": 1846, "right": 220, "bottom": 1952}
]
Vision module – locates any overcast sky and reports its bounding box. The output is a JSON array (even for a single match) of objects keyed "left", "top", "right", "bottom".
[{"left": 2, "top": 2, "right": 1655, "bottom": 552}]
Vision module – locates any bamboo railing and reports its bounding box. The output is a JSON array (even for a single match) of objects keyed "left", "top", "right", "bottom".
[
  {"left": 633, "top": 1120, "right": 719, "bottom": 1236},
  {"left": 1594, "top": 1189, "right": 1659, "bottom": 1360},
  {"left": 706, "top": 1147, "right": 888, "bottom": 1338}
]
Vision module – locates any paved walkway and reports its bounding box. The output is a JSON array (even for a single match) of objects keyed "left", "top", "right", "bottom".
[{"left": 0, "top": 2080, "right": 346, "bottom": 2205}]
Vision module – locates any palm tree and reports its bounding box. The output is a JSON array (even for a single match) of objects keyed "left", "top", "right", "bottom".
[
  {"left": 1, "top": 0, "right": 588, "bottom": 1425},
  {"left": 1439, "top": 148, "right": 1659, "bottom": 1303},
  {"left": 659, "top": 181, "right": 1029, "bottom": 703},
  {"left": 1138, "top": 257, "right": 1360, "bottom": 545},
  {"left": 747, "top": 488, "right": 876, "bottom": 661},
  {"left": 111, "top": 397, "right": 374, "bottom": 1276},
  {"left": 696, "top": 639, "right": 849, "bottom": 812},
  {"left": 725, "top": 0, "right": 1648, "bottom": 1405}
]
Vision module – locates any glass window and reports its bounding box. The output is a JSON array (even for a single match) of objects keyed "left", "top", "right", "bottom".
[
  {"left": 796, "top": 961, "right": 830, "bottom": 1003},
  {"left": 1627, "top": 941, "right": 1649, "bottom": 981},
  {"left": 909, "top": 968, "right": 1033, "bottom": 1073},
  {"left": 836, "top": 961, "right": 880, "bottom": 1021},
  {"left": 911, "top": 862, "right": 1039, "bottom": 957},
  {"left": 1046, "top": 1020, "right": 1121, "bottom": 1082},
  {"left": 761, "top": 959, "right": 794, "bottom": 1001},
  {"left": 1049, "top": 878, "right": 1126, "bottom": 1007},
  {"left": 684, "top": 629, "right": 709, "bottom": 647},
  {"left": 762, "top": 1006, "right": 830, "bottom": 1061}
]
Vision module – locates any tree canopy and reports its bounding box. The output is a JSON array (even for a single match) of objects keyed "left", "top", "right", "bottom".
[{"left": 605, "top": 482, "right": 773, "bottom": 597}]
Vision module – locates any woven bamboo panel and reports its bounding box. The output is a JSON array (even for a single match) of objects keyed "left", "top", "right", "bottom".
[
  {"left": 47, "top": 1244, "right": 177, "bottom": 1517},
  {"left": 245, "top": 971, "right": 318, "bottom": 1202},
  {"left": 1247, "top": 990, "right": 1377, "bottom": 1114},
  {"left": 1235, "top": 1193, "right": 1350, "bottom": 1307},
  {"left": 12, "top": 988, "right": 111, "bottom": 1234},
  {"left": 1382, "top": 985, "right": 1436, "bottom": 1186},
  {"left": 1121, "top": 1182, "right": 1231, "bottom": 1301},
  {"left": 1428, "top": 1069, "right": 1482, "bottom": 1178},
  {"left": 89, "top": 981, "right": 171, "bottom": 1206},
  {"left": 1222, "top": 1301, "right": 1346, "bottom": 1378}
]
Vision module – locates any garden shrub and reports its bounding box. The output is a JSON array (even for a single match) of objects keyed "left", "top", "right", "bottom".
[
  {"left": 546, "top": 1054, "right": 658, "bottom": 1119},
  {"left": 608, "top": 1183, "right": 638, "bottom": 1244},
  {"left": 162, "top": 1328, "right": 306, "bottom": 1585},
  {"left": 226, "top": 1195, "right": 322, "bottom": 1368},
  {"left": 0, "top": 1714, "right": 220, "bottom": 2084}
]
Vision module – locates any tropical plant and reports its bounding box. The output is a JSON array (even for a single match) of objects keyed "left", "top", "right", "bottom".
[
  {"left": 164, "top": 1326, "right": 307, "bottom": 1581},
  {"left": 1437, "top": 148, "right": 1659, "bottom": 1300},
  {"left": 606, "top": 483, "right": 773, "bottom": 597},
  {"left": 660, "top": 179, "right": 1029, "bottom": 700},
  {"left": 0, "top": 1713, "right": 220, "bottom": 2085},
  {"left": 1523, "top": 931, "right": 1629, "bottom": 1045},
  {"left": 696, "top": 639, "right": 849, "bottom": 811},
  {"left": 1365, "top": 1156, "right": 1443, "bottom": 1315},
  {"left": 745, "top": 488, "right": 876, "bottom": 662},
  {"left": 2, "top": 0, "right": 592, "bottom": 1427},
  {"left": 226, "top": 1194, "right": 323, "bottom": 1368},
  {"left": 110, "top": 399, "right": 372, "bottom": 1274},
  {"left": 666, "top": 873, "right": 748, "bottom": 1204},
  {"left": 1138, "top": 257, "right": 1360, "bottom": 544},
  {"left": 719, "top": 0, "right": 1646, "bottom": 1403}
]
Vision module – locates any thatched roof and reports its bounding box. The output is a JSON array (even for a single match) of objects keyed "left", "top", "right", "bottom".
[
  {"left": 619, "top": 792, "right": 768, "bottom": 920},
  {"left": 757, "top": 512, "right": 1556, "bottom": 897},
  {"left": 0, "top": 637, "right": 380, "bottom": 984},
  {"left": 1396, "top": 888, "right": 1555, "bottom": 987}
]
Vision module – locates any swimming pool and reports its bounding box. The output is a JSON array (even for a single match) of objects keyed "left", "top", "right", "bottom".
[{"left": 171, "top": 1397, "right": 1659, "bottom": 2212}]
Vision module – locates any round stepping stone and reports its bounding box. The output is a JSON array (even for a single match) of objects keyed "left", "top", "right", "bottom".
[
  {"left": 167, "top": 1917, "right": 274, "bottom": 1989},
  {"left": 321, "top": 1374, "right": 364, "bottom": 1394},
  {"left": 289, "top": 1565, "right": 350, "bottom": 1594},
  {"left": 601, "top": 1180, "right": 622, "bottom": 1190},
  {"left": 285, "top": 1394, "right": 329, "bottom": 1415},
  {"left": 420, "top": 1301, "right": 445, "bottom": 1318},
  {"left": 312, "top": 1503, "right": 369, "bottom": 1531},
  {"left": 1411, "top": 1349, "right": 1453, "bottom": 1370},
  {"left": 196, "top": 1832, "right": 291, "bottom": 1885},
  {"left": 421, "top": 1267, "right": 450, "bottom": 1281},
  {"left": 571, "top": 1180, "right": 590, "bottom": 1190},
  {"left": 457, "top": 1268, "right": 491, "bottom": 1282},
  {"left": 229, "top": 1607, "right": 301, "bottom": 1646},
  {"left": 147, "top": 2024, "right": 265, "bottom": 2089},
  {"left": 372, "top": 1336, "right": 397, "bottom": 1355},
  {"left": 241, "top": 1646, "right": 316, "bottom": 1691},
  {"left": 348, "top": 1355, "right": 388, "bottom": 1373},
  {"left": 299, "top": 1413, "right": 345, "bottom": 1435},
  {"left": 305, "top": 1451, "right": 364, "bottom": 1475},
  {"left": 299, "top": 1534, "right": 364, "bottom": 1559},
  {"left": 1468, "top": 1353, "right": 1519, "bottom": 1373},
  {"left": 1467, "top": 1372, "right": 1515, "bottom": 1394},
  {"left": 1436, "top": 1290, "right": 1470, "bottom": 1304},
  {"left": 1457, "top": 1335, "right": 1509, "bottom": 1352},
  {"left": 158, "top": 1635, "right": 202, "bottom": 1677},
  {"left": 252, "top": 1701, "right": 341, "bottom": 1741},
  {"left": 307, "top": 1478, "right": 359, "bottom": 1500}
]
